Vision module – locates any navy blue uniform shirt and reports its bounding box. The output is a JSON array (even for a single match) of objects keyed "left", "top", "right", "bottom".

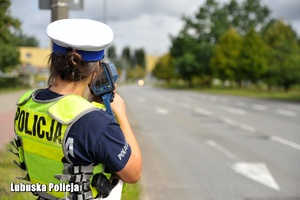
[{"left": 35, "top": 88, "right": 131, "bottom": 172}]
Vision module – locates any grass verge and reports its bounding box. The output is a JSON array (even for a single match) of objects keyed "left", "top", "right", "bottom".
[
  {"left": 158, "top": 84, "right": 300, "bottom": 102},
  {"left": 191, "top": 88, "right": 300, "bottom": 102},
  {"left": 0, "top": 145, "right": 140, "bottom": 200},
  {"left": 0, "top": 146, "right": 35, "bottom": 200}
]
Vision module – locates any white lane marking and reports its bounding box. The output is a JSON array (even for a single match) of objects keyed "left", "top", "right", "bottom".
[
  {"left": 253, "top": 104, "right": 267, "bottom": 111},
  {"left": 276, "top": 109, "right": 297, "bottom": 117},
  {"left": 239, "top": 124, "right": 256, "bottom": 133},
  {"left": 221, "top": 117, "right": 237, "bottom": 126},
  {"left": 232, "top": 162, "right": 280, "bottom": 191},
  {"left": 206, "top": 140, "right": 238, "bottom": 160},
  {"left": 195, "top": 107, "right": 213, "bottom": 117},
  {"left": 155, "top": 106, "right": 169, "bottom": 115},
  {"left": 270, "top": 136, "right": 300, "bottom": 151},
  {"left": 221, "top": 106, "right": 246, "bottom": 115},
  {"left": 221, "top": 117, "right": 256, "bottom": 133}
]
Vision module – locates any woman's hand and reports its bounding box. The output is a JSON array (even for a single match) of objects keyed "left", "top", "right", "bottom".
[{"left": 111, "top": 93, "right": 127, "bottom": 120}]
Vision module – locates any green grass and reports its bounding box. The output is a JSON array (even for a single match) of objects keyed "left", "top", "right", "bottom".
[
  {"left": 0, "top": 146, "right": 35, "bottom": 200},
  {"left": 121, "top": 182, "right": 141, "bottom": 200},
  {"left": 190, "top": 88, "right": 300, "bottom": 102},
  {"left": 157, "top": 83, "right": 300, "bottom": 102},
  {"left": 0, "top": 145, "right": 140, "bottom": 200}
]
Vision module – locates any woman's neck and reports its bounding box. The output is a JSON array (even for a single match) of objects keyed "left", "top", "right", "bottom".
[{"left": 50, "top": 77, "right": 88, "bottom": 97}]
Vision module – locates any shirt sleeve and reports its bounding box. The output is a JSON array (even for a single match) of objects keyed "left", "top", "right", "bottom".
[
  {"left": 96, "top": 120, "right": 131, "bottom": 172},
  {"left": 66, "top": 110, "right": 131, "bottom": 173}
]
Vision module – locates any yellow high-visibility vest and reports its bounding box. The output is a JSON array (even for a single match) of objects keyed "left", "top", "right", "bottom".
[{"left": 14, "top": 89, "right": 106, "bottom": 199}]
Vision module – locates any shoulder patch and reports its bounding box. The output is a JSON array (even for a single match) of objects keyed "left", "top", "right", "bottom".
[
  {"left": 16, "top": 89, "right": 37, "bottom": 105},
  {"left": 48, "top": 95, "right": 97, "bottom": 124}
]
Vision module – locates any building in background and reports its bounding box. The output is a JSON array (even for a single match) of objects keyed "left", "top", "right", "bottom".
[
  {"left": 18, "top": 47, "right": 159, "bottom": 87},
  {"left": 145, "top": 55, "right": 158, "bottom": 82},
  {"left": 18, "top": 47, "right": 51, "bottom": 88},
  {"left": 146, "top": 55, "right": 158, "bottom": 73}
]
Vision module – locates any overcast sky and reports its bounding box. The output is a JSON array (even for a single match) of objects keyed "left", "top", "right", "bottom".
[{"left": 10, "top": 0, "right": 300, "bottom": 56}]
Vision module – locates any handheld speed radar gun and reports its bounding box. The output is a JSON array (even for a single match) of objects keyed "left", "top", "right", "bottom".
[
  {"left": 91, "top": 62, "right": 118, "bottom": 117},
  {"left": 90, "top": 63, "right": 124, "bottom": 199}
]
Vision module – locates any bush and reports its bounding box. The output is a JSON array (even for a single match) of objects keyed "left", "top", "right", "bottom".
[{"left": 0, "top": 77, "right": 21, "bottom": 89}]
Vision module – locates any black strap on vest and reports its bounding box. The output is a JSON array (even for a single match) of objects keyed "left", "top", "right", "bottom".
[
  {"left": 10, "top": 137, "right": 30, "bottom": 181},
  {"left": 54, "top": 162, "right": 94, "bottom": 200},
  {"left": 55, "top": 162, "right": 118, "bottom": 200}
]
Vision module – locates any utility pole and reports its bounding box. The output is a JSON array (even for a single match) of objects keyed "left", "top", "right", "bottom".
[
  {"left": 39, "top": 0, "right": 83, "bottom": 21},
  {"left": 51, "top": 0, "right": 69, "bottom": 22}
]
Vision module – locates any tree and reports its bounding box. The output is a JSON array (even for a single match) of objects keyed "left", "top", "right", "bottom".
[
  {"left": 178, "top": 0, "right": 225, "bottom": 85},
  {"left": 170, "top": 30, "right": 204, "bottom": 86},
  {"left": 210, "top": 28, "right": 243, "bottom": 85},
  {"left": 239, "top": 27, "right": 267, "bottom": 85},
  {"left": 262, "top": 20, "right": 300, "bottom": 91},
  {"left": 169, "top": 0, "right": 271, "bottom": 87},
  {"left": 152, "top": 54, "right": 175, "bottom": 83},
  {"left": 121, "top": 46, "right": 132, "bottom": 68},
  {"left": 0, "top": 0, "right": 21, "bottom": 72},
  {"left": 133, "top": 48, "right": 146, "bottom": 69},
  {"left": 15, "top": 32, "right": 39, "bottom": 47},
  {"left": 225, "top": 0, "right": 270, "bottom": 35},
  {"left": 126, "top": 66, "right": 146, "bottom": 81},
  {"left": 107, "top": 45, "right": 117, "bottom": 61},
  {"left": 175, "top": 52, "right": 199, "bottom": 87},
  {"left": 106, "top": 45, "right": 124, "bottom": 75}
]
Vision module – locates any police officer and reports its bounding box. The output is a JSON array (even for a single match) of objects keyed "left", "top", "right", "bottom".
[{"left": 13, "top": 19, "right": 142, "bottom": 200}]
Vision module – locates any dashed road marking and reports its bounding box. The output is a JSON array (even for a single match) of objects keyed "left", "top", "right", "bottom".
[
  {"left": 239, "top": 124, "right": 256, "bottom": 133},
  {"left": 195, "top": 107, "right": 213, "bottom": 117},
  {"left": 270, "top": 136, "right": 300, "bottom": 151},
  {"left": 221, "top": 106, "right": 246, "bottom": 115},
  {"left": 206, "top": 140, "right": 238, "bottom": 160},
  {"left": 155, "top": 106, "right": 169, "bottom": 115},
  {"left": 221, "top": 117, "right": 237, "bottom": 126},
  {"left": 276, "top": 109, "right": 297, "bottom": 117},
  {"left": 221, "top": 117, "right": 256, "bottom": 133},
  {"left": 252, "top": 104, "right": 267, "bottom": 111}
]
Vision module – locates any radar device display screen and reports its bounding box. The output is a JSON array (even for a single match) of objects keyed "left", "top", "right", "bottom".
[{"left": 91, "top": 62, "right": 118, "bottom": 97}]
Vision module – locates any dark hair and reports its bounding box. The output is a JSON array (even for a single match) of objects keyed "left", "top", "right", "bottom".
[{"left": 47, "top": 48, "right": 100, "bottom": 86}]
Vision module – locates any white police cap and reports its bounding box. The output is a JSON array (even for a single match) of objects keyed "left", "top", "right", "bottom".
[{"left": 46, "top": 19, "right": 113, "bottom": 62}]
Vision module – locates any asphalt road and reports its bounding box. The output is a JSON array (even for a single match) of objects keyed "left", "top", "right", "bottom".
[{"left": 118, "top": 84, "right": 300, "bottom": 200}]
